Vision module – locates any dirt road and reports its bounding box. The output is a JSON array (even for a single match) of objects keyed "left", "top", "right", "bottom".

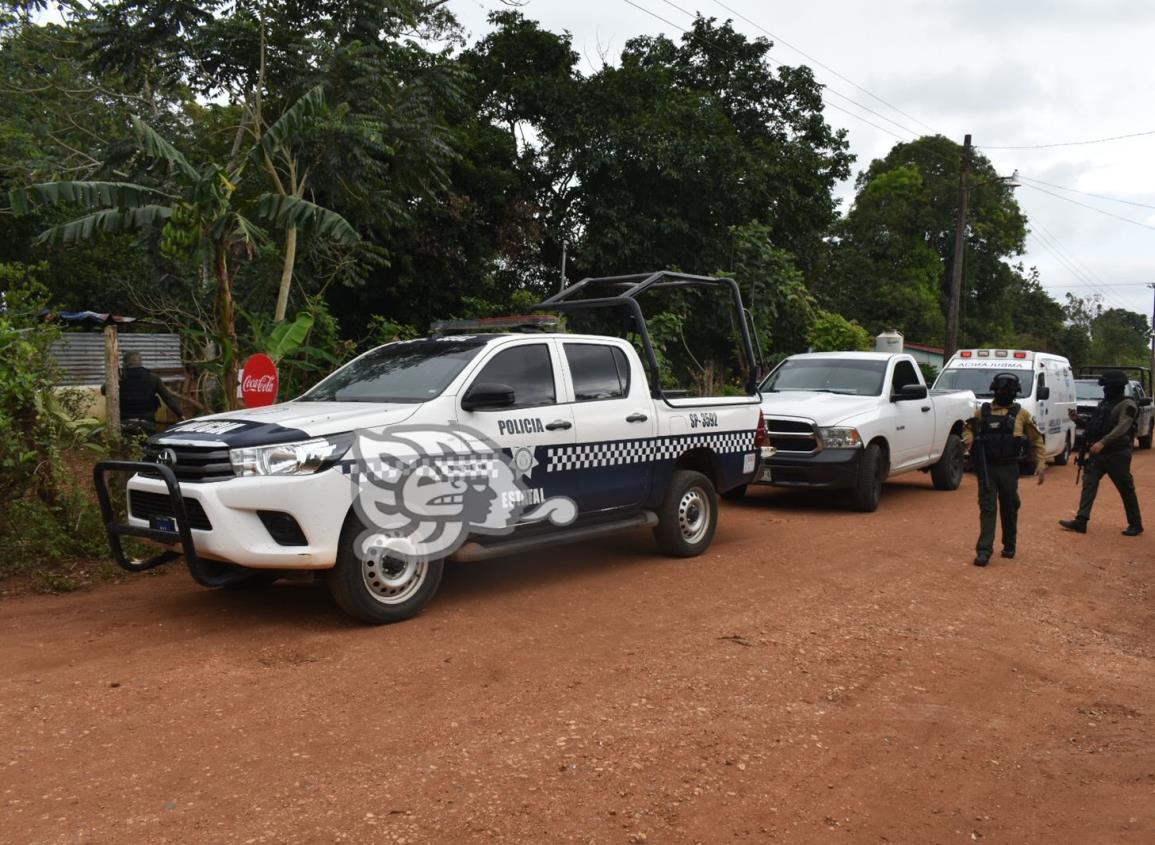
[{"left": 2, "top": 453, "right": 1153, "bottom": 843}]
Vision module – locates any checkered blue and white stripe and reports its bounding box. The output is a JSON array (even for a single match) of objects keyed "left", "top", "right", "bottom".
[{"left": 546, "top": 431, "right": 753, "bottom": 473}]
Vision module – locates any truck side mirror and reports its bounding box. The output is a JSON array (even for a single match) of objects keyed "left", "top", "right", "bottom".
[
  {"left": 1037, "top": 386, "right": 1050, "bottom": 400},
  {"left": 461, "top": 382, "right": 516, "bottom": 411},
  {"left": 892, "top": 383, "right": 928, "bottom": 401},
  {"left": 1139, "top": 396, "right": 1153, "bottom": 408}
]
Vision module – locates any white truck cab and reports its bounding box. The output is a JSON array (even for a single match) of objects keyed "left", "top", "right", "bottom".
[
  {"left": 933, "top": 349, "right": 1077, "bottom": 464},
  {"left": 751, "top": 351, "right": 975, "bottom": 511},
  {"left": 95, "top": 273, "right": 765, "bottom": 624}
]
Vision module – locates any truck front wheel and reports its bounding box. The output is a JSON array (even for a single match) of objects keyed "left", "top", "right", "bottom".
[
  {"left": 654, "top": 470, "right": 718, "bottom": 557},
  {"left": 850, "top": 443, "right": 885, "bottom": 512},
  {"left": 328, "top": 515, "right": 444, "bottom": 624},
  {"left": 930, "top": 434, "right": 965, "bottom": 490}
]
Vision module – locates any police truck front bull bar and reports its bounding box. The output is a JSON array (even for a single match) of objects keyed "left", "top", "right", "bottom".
[{"left": 93, "top": 460, "right": 197, "bottom": 572}]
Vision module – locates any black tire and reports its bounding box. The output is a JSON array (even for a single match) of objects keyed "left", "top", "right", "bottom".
[
  {"left": 1052, "top": 435, "right": 1071, "bottom": 465},
  {"left": 653, "top": 470, "right": 718, "bottom": 557},
  {"left": 850, "top": 443, "right": 885, "bottom": 512},
  {"left": 328, "top": 513, "right": 444, "bottom": 624},
  {"left": 1139, "top": 426, "right": 1153, "bottom": 450},
  {"left": 721, "top": 483, "right": 748, "bottom": 501},
  {"left": 930, "top": 433, "right": 966, "bottom": 490}
]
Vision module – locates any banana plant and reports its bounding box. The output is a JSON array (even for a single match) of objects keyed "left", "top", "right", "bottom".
[{"left": 8, "top": 85, "right": 358, "bottom": 410}]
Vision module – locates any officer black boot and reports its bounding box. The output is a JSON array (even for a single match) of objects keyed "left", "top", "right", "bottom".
[
  {"left": 974, "top": 552, "right": 991, "bottom": 567},
  {"left": 1001, "top": 547, "right": 1015, "bottom": 559},
  {"left": 1059, "top": 518, "right": 1087, "bottom": 533},
  {"left": 1122, "top": 525, "right": 1144, "bottom": 537}
]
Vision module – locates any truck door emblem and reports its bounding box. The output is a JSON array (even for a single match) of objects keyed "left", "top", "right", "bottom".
[{"left": 348, "top": 425, "right": 576, "bottom": 564}]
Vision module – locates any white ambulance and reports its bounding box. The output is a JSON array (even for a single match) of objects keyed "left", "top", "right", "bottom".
[{"left": 932, "top": 349, "right": 1077, "bottom": 464}]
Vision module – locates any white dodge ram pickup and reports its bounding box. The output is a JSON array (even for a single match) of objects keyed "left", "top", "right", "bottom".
[
  {"left": 750, "top": 352, "right": 975, "bottom": 511},
  {"left": 95, "top": 273, "right": 765, "bottom": 624}
]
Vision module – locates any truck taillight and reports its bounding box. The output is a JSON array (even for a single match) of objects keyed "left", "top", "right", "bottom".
[{"left": 754, "top": 411, "right": 767, "bottom": 450}]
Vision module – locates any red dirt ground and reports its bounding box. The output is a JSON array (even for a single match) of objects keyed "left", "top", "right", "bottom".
[{"left": 2, "top": 452, "right": 1153, "bottom": 843}]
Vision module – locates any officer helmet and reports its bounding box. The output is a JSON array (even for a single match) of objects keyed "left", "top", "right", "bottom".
[
  {"left": 1097, "top": 369, "right": 1128, "bottom": 388},
  {"left": 989, "top": 372, "right": 1021, "bottom": 394}
]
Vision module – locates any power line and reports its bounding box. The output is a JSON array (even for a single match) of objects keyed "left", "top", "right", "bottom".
[
  {"left": 978, "top": 130, "right": 1155, "bottom": 150},
  {"left": 710, "top": 0, "right": 939, "bottom": 135},
  {"left": 1020, "top": 182, "right": 1155, "bottom": 232},
  {"left": 1017, "top": 174, "right": 1155, "bottom": 211},
  {"left": 630, "top": 0, "right": 919, "bottom": 139},
  {"left": 1027, "top": 216, "right": 1131, "bottom": 311}
]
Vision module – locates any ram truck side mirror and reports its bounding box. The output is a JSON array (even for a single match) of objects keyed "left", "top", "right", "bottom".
[
  {"left": 461, "top": 382, "right": 516, "bottom": 411},
  {"left": 1139, "top": 396, "right": 1153, "bottom": 408},
  {"left": 892, "top": 383, "right": 928, "bottom": 401},
  {"left": 1037, "top": 386, "right": 1051, "bottom": 400}
]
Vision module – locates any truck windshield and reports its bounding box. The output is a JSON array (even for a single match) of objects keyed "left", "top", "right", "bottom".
[
  {"left": 934, "top": 367, "right": 1033, "bottom": 399},
  {"left": 761, "top": 359, "right": 886, "bottom": 396},
  {"left": 299, "top": 338, "right": 487, "bottom": 403},
  {"left": 1075, "top": 381, "right": 1103, "bottom": 401}
]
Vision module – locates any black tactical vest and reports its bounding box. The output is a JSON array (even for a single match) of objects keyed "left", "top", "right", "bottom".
[
  {"left": 978, "top": 402, "right": 1028, "bottom": 463},
  {"left": 1093, "top": 398, "right": 1136, "bottom": 453}
]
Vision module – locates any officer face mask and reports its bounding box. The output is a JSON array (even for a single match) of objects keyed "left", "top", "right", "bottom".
[
  {"left": 1102, "top": 384, "right": 1125, "bottom": 401},
  {"left": 993, "top": 387, "right": 1015, "bottom": 407}
]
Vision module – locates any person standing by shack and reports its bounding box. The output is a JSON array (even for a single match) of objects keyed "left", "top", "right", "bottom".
[
  {"left": 104, "top": 351, "right": 183, "bottom": 436},
  {"left": 1060, "top": 369, "right": 1144, "bottom": 536},
  {"left": 962, "top": 372, "right": 1046, "bottom": 567}
]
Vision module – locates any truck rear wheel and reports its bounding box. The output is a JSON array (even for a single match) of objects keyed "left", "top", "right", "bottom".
[
  {"left": 654, "top": 470, "right": 718, "bottom": 557},
  {"left": 930, "top": 434, "right": 965, "bottom": 490},
  {"left": 328, "top": 514, "right": 444, "bottom": 624},
  {"left": 850, "top": 443, "right": 885, "bottom": 512},
  {"left": 1139, "top": 426, "right": 1153, "bottom": 450},
  {"left": 1053, "top": 435, "right": 1071, "bottom": 465}
]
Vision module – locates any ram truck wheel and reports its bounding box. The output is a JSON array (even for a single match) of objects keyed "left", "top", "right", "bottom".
[
  {"left": 1053, "top": 436, "right": 1071, "bottom": 465},
  {"left": 930, "top": 434, "right": 966, "bottom": 490},
  {"left": 850, "top": 443, "right": 885, "bottom": 512}
]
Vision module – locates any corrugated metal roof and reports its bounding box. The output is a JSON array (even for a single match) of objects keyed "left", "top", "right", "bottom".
[{"left": 49, "top": 333, "right": 183, "bottom": 387}]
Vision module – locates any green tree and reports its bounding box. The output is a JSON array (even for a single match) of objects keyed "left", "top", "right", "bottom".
[
  {"left": 9, "top": 92, "right": 358, "bottom": 408},
  {"left": 826, "top": 135, "right": 1028, "bottom": 346},
  {"left": 808, "top": 310, "right": 872, "bottom": 352},
  {"left": 1091, "top": 307, "right": 1150, "bottom": 366}
]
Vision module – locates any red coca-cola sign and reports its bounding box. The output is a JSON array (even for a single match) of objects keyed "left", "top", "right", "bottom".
[{"left": 241, "top": 353, "right": 279, "bottom": 407}]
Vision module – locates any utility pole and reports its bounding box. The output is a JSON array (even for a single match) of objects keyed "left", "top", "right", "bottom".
[
  {"left": 559, "top": 240, "right": 567, "bottom": 293},
  {"left": 1148, "top": 282, "right": 1154, "bottom": 392},
  {"left": 944, "top": 133, "right": 972, "bottom": 361}
]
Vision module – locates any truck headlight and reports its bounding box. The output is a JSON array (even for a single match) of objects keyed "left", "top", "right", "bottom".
[
  {"left": 230, "top": 433, "right": 354, "bottom": 477},
  {"left": 818, "top": 427, "right": 862, "bottom": 449}
]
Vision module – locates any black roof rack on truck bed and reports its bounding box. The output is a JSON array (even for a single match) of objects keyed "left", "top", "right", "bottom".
[{"left": 533, "top": 270, "right": 760, "bottom": 397}]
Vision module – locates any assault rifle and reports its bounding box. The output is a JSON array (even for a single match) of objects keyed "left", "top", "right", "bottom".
[{"left": 1074, "top": 411, "right": 1094, "bottom": 485}]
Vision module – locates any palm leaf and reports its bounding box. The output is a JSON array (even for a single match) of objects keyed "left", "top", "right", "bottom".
[
  {"left": 9, "top": 181, "right": 171, "bottom": 215},
  {"left": 132, "top": 116, "right": 199, "bottom": 181},
  {"left": 36, "top": 205, "right": 173, "bottom": 245},
  {"left": 254, "top": 84, "right": 327, "bottom": 160},
  {"left": 267, "top": 312, "right": 315, "bottom": 360},
  {"left": 255, "top": 194, "right": 359, "bottom": 243}
]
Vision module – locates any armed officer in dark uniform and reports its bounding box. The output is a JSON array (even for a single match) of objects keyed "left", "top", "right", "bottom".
[
  {"left": 1060, "top": 369, "right": 1144, "bottom": 536},
  {"left": 962, "top": 372, "right": 1046, "bottom": 567}
]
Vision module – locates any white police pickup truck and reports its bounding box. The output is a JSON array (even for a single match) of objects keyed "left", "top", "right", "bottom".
[
  {"left": 748, "top": 351, "right": 974, "bottom": 511},
  {"left": 94, "top": 273, "right": 765, "bottom": 624}
]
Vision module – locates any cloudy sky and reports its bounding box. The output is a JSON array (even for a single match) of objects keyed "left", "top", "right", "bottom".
[{"left": 453, "top": 0, "right": 1155, "bottom": 324}]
